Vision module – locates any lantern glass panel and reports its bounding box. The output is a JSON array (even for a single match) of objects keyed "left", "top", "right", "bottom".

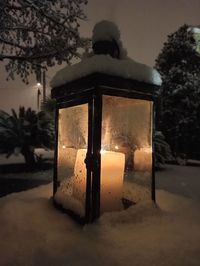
[
  {"left": 55, "top": 103, "right": 88, "bottom": 217},
  {"left": 101, "top": 95, "right": 153, "bottom": 214}
]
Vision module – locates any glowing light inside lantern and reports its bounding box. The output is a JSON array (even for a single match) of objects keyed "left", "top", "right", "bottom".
[{"left": 73, "top": 149, "right": 125, "bottom": 213}]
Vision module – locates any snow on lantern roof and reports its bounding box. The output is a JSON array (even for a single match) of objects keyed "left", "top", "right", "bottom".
[
  {"left": 50, "top": 55, "right": 162, "bottom": 88},
  {"left": 50, "top": 20, "right": 162, "bottom": 88}
]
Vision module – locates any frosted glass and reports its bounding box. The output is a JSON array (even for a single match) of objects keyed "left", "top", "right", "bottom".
[
  {"left": 55, "top": 104, "right": 88, "bottom": 217},
  {"left": 101, "top": 95, "right": 153, "bottom": 213}
]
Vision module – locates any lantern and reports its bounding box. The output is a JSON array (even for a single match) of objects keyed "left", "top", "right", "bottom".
[{"left": 51, "top": 21, "right": 161, "bottom": 223}]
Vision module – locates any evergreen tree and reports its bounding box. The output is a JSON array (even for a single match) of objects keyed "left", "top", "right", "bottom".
[
  {"left": 155, "top": 25, "right": 200, "bottom": 159},
  {"left": 0, "top": 0, "right": 88, "bottom": 83}
]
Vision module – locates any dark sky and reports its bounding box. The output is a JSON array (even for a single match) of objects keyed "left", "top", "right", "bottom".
[{"left": 0, "top": 0, "right": 200, "bottom": 112}]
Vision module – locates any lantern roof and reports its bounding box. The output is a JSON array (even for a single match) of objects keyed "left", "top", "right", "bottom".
[
  {"left": 50, "top": 54, "right": 162, "bottom": 89},
  {"left": 51, "top": 20, "right": 161, "bottom": 89}
]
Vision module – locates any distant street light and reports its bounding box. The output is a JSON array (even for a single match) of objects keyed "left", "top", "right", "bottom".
[
  {"left": 36, "top": 70, "right": 47, "bottom": 111},
  {"left": 37, "top": 83, "right": 42, "bottom": 111}
]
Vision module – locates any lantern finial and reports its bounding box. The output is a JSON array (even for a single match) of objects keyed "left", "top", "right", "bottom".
[{"left": 92, "top": 20, "right": 121, "bottom": 59}]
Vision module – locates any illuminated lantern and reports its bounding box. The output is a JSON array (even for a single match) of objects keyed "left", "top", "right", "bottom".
[{"left": 51, "top": 21, "right": 161, "bottom": 223}]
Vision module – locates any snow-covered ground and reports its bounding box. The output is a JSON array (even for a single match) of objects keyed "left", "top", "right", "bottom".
[
  {"left": 157, "top": 164, "right": 200, "bottom": 201},
  {"left": 0, "top": 165, "right": 200, "bottom": 266},
  {"left": 0, "top": 149, "right": 54, "bottom": 165}
]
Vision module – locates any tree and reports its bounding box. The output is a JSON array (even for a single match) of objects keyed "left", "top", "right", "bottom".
[
  {"left": 0, "top": 0, "right": 88, "bottom": 83},
  {"left": 155, "top": 25, "right": 200, "bottom": 158},
  {"left": 0, "top": 107, "right": 54, "bottom": 170}
]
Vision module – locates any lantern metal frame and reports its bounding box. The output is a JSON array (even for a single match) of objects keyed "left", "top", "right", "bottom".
[{"left": 52, "top": 73, "right": 157, "bottom": 224}]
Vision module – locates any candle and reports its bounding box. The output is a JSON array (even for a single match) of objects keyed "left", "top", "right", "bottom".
[
  {"left": 100, "top": 150, "right": 125, "bottom": 213},
  {"left": 73, "top": 149, "right": 125, "bottom": 213},
  {"left": 134, "top": 147, "right": 152, "bottom": 171}
]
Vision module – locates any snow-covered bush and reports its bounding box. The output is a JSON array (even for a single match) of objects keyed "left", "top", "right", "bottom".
[{"left": 154, "top": 131, "right": 173, "bottom": 169}]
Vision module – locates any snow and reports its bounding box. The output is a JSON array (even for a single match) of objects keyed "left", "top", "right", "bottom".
[
  {"left": 0, "top": 149, "right": 54, "bottom": 165},
  {"left": 50, "top": 55, "right": 162, "bottom": 88},
  {"left": 55, "top": 177, "right": 85, "bottom": 217},
  {"left": 54, "top": 173, "right": 151, "bottom": 218},
  {"left": 0, "top": 165, "right": 200, "bottom": 265}
]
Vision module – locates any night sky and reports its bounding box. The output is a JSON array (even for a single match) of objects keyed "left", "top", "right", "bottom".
[{"left": 0, "top": 0, "right": 199, "bottom": 112}]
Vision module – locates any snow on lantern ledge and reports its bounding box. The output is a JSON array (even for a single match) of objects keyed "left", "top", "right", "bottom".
[{"left": 50, "top": 55, "right": 162, "bottom": 89}]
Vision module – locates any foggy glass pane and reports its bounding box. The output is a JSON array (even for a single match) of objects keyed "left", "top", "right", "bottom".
[
  {"left": 55, "top": 104, "right": 88, "bottom": 217},
  {"left": 101, "top": 95, "right": 153, "bottom": 214}
]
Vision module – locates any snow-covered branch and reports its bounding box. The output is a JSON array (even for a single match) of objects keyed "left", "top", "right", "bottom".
[{"left": 0, "top": 0, "right": 88, "bottom": 83}]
